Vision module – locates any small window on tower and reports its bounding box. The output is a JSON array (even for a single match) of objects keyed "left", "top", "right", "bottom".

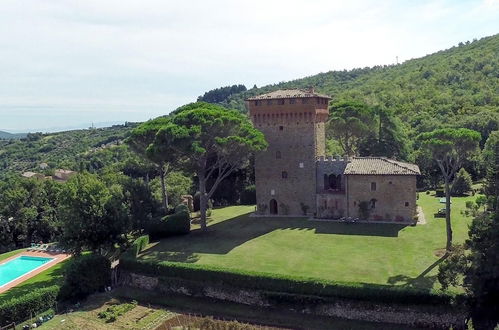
[
  {"left": 371, "top": 182, "right": 377, "bottom": 191},
  {"left": 290, "top": 98, "right": 295, "bottom": 104},
  {"left": 370, "top": 199, "right": 377, "bottom": 209},
  {"left": 299, "top": 162, "right": 304, "bottom": 168},
  {"left": 281, "top": 171, "right": 288, "bottom": 179},
  {"left": 405, "top": 202, "right": 409, "bottom": 207},
  {"left": 277, "top": 99, "right": 284, "bottom": 105},
  {"left": 279, "top": 126, "right": 283, "bottom": 131}
]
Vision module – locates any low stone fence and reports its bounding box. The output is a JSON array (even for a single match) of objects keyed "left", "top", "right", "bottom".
[{"left": 122, "top": 272, "right": 466, "bottom": 329}]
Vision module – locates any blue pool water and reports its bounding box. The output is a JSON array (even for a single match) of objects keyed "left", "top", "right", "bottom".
[{"left": 0, "top": 256, "right": 54, "bottom": 287}]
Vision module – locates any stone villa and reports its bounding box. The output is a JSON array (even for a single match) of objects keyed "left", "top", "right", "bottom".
[{"left": 246, "top": 89, "right": 420, "bottom": 223}]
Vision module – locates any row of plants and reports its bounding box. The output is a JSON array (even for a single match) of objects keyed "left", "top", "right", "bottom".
[
  {"left": 0, "top": 285, "right": 59, "bottom": 326},
  {"left": 120, "top": 253, "right": 460, "bottom": 306}
]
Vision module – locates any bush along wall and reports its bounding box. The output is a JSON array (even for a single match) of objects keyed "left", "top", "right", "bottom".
[
  {"left": 58, "top": 254, "right": 111, "bottom": 302},
  {"left": 119, "top": 258, "right": 459, "bottom": 306},
  {"left": 147, "top": 204, "right": 190, "bottom": 239},
  {"left": 0, "top": 285, "right": 59, "bottom": 326}
]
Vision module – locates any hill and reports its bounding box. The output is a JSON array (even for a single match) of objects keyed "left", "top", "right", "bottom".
[
  {"left": 215, "top": 34, "right": 499, "bottom": 143},
  {"left": 0, "top": 131, "right": 27, "bottom": 140},
  {"left": 0, "top": 124, "right": 135, "bottom": 178}
]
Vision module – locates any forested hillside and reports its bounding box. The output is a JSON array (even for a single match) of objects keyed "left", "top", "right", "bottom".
[
  {"left": 0, "top": 125, "right": 135, "bottom": 178},
  {"left": 216, "top": 34, "right": 499, "bottom": 143},
  {"left": 0, "top": 131, "right": 26, "bottom": 139}
]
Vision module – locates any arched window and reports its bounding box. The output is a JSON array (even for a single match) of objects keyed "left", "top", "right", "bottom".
[
  {"left": 281, "top": 171, "right": 288, "bottom": 179},
  {"left": 276, "top": 151, "right": 281, "bottom": 159}
]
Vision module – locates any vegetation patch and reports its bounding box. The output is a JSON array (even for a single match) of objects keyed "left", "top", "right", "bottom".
[{"left": 97, "top": 300, "right": 138, "bottom": 323}]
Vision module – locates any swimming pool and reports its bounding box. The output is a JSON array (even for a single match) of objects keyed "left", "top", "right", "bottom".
[{"left": 0, "top": 256, "right": 54, "bottom": 287}]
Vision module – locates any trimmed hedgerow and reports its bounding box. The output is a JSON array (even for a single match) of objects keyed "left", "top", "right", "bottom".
[
  {"left": 0, "top": 285, "right": 59, "bottom": 326},
  {"left": 123, "top": 235, "right": 150, "bottom": 259},
  {"left": 58, "top": 254, "right": 111, "bottom": 302},
  {"left": 148, "top": 205, "right": 190, "bottom": 239},
  {"left": 120, "top": 258, "right": 458, "bottom": 306}
]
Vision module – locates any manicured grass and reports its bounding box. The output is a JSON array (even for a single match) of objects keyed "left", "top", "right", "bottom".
[
  {"left": 140, "top": 193, "right": 478, "bottom": 291},
  {"left": 0, "top": 248, "right": 26, "bottom": 262}
]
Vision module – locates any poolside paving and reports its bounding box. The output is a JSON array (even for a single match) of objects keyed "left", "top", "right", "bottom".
[{"left": 0, "top": 250, "right": 70, "bottom": 294}]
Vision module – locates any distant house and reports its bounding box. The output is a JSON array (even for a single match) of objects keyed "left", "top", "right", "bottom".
[
  {"left": 39, "top": 162, "right": 49, "bottom": 170},
  {"left": 53, "top": 169, "right": 77, "bottom": 182}
]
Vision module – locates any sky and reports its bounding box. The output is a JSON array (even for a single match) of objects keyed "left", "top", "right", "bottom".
[{"left": 0, "top": 0, "right": 498, "bottom": 133}]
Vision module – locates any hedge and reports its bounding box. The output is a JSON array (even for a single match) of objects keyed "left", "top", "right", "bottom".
[
  {"left": 122, "top": 235, "right": 150, "bottom": 259},
  {"left": 58, "top": 254, "right": 111, "bottom": 301},
  {"left": 120, "top": 258, "right": 458, "bottom": 306},
  {"left": 148, "top": 205, "right": 190, "bottom": 239},
  {"left": 0, "top": 285, "right": 59, "bottom": 326}
]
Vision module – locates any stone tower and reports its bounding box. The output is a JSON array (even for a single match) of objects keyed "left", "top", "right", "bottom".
[{"left": 246, "top": 89, "right": 330, "bottom": 216}]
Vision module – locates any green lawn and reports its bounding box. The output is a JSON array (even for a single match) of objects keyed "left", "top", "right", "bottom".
[{"left": 140, "top": 192, "right": 478, "bottom": 291}]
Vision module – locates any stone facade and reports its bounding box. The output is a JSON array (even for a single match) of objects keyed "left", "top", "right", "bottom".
[
  {"left": 247, "top": 89, "right": 329, "bottom": 216},
  {"left": 247, "top": 89, "right": 420, "bottom": 223}
]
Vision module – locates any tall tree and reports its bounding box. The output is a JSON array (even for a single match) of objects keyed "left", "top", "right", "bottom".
[
  {"left": 151, "top": 102, "right": 267, "bottom": 231},
  {"left": 327, "top": 100, "right": 376, "bottom": 156},
  {"left": 59, "top": 173, "right": 130, "bottom": 255},
  {"left": 482, "top": 131, "right": 499, "bottom": 210},
  {"left": 127, "top": 117, "right": 172, "bottom": 211},
  {"left": 359, "top": 106, "right": 411, "bottom": 160},
  {"left": 419, "top": 128, "right": 481, "bottom": 251}
]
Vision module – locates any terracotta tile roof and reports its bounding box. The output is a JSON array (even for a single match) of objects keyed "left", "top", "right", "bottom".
[
  {"left": 344, "top": 157, "right": 420, "bottom": 175},
  {"left": 246, "top": 89, "right": 331, "bottom": 100}
]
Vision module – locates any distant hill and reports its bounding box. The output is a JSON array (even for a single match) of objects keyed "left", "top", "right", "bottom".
[
  {"left": 0, "top": 131, "right": 27, "bottom": 139},
  {"left": 214, "top": 34, "right": 499, "bottom": 142},
  {"left": 0, "top": 124, "right": 136, "bottom": 178}
]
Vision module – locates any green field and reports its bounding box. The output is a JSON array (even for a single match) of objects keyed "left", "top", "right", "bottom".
[{"left": 140, "top": 191, "right": 477, "bottom": 291}]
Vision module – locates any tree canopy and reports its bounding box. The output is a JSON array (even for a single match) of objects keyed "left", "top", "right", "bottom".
[
  {"left": 152, "top": 102, "right": 267, "bottom": 230},
  {"left": 419, "top": 128, "right": 481, "bottom": 250}
]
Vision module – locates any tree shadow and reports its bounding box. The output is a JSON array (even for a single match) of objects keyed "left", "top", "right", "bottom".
[
  {"left": 140, "top": 212, "right": 408, "bottom": 262},
  {"left": 386, "top": 255, "right": 448, "bottom": 291}
]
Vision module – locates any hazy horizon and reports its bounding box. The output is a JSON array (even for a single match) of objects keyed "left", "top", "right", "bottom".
[{"left": 1, "top": 0, "right": 498, "bottom": 132}]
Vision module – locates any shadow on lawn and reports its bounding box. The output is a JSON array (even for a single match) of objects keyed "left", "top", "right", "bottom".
[
  {"left": 140, "top": 212, "right": 408, "bottom": 262},
  {"left": 386, "top": 255, "right": 448, "bottom": 291}
]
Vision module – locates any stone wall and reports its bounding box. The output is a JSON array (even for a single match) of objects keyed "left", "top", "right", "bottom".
[
  {"left": 249, "top": 97, "right": 328, "bottom": 216},
  {"left": 123, "top": 272, "right": 466, "bottom": 329},
  {"left": 346, "top": 175, "right": 417, "bottom": 222}
]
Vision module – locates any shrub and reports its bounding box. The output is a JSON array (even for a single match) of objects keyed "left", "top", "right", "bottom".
[
  {"left": 120, "top": 259, "right": 457, "bottom": 306},
  {"left": 193, "top": 192, "right": 200, "bottom": 212},
  {"left": 240, "top": 185, "right": 256, "bottom": 205},
  {"left": 174, "top": 204, "right": 189, "bottom": 214},
  {"left": 123, "top": 235, "right": 150, "bottom": 259},
  {"left": 148, "top": 205, "right": 190, "bottom": 239},
  {"left": 452, "top": 168, "right": 473, "bottom": 196},
  {"left": 58, "top": 254, "right": 111, "bottom": 301},
  {"left": 98, "top": 300, "right": 137, "bottom": 323},
  {"left": 0, "top": 285, "right": 59, "bottom": 326}
]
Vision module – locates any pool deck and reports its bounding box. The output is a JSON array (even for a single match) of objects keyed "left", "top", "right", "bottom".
[{"left": 0, "top": 250, "right": 70, "bottom": 294}]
